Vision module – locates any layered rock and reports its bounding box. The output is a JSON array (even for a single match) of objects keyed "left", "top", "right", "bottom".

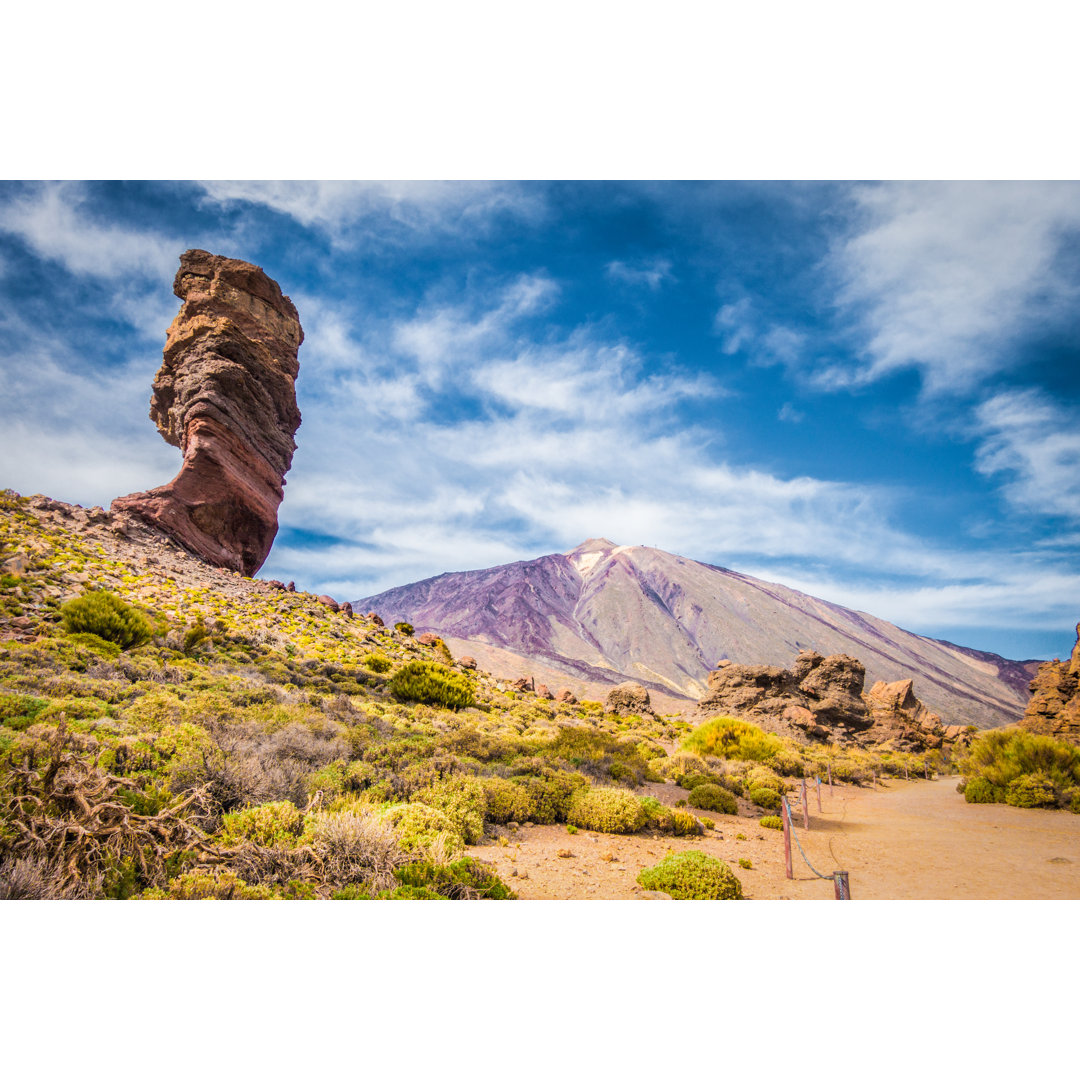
[
  {"left": 696, "top": 649, "right": 951, "bottom": 749},
  {"left": 112, "top": 250, "right": 302, "bottom": 576},
  {"left": 1021, "top": 624, "right": 1080, "bottom": 742}
]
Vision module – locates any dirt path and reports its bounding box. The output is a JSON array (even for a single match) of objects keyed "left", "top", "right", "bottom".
[{"left": 472, "top": 777, "right": 1080, "bottom": 899}]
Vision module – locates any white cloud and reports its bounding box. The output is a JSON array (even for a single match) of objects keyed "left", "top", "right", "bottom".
[
  {"left": 605, "top": 257, "right": 674, "bottom": 290},
  {"left": 0, "top": 182, "right": 179, "bottom": 280},
  {"left": 196, "top": 181, "right": 546, "bottom": 238},
  {"left": 830, "top": 181, "right": 1080, "bottom": 393},
  {"left": 975, "top": 388, "right": 1080, "bottom": 520}
]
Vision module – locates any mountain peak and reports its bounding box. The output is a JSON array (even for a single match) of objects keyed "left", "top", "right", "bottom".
[{"left": 565, "top": 537, "right": 619, "bottom": 556}]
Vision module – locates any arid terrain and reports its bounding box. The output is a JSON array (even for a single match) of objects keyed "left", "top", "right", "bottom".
[{"left": 474, "top": 774, "right": 1080, "bottom": 900}]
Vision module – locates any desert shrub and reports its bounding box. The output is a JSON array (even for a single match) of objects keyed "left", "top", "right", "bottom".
[
  {"left": 677, "top": 772, "right": 716, "bottom": 791},
  {"left": 566, "top": 787, "right": 646, "bottom": 834},
  {"left": 738, "top": 857, "right": 753, "bottom": 870},
  {"left": 518, "top": 770, "right": 588, "bottom": 824},
  {"left": 411, "top": 775, "right": 486, "bottom": 844},
  {"left": 155, "top": 722, "right": 224, "bottom": 794},
  {"left": 1005, "top": 772, "right": 1058, "bottom": 809},
  {"left": 147, "top": 870, "right": 272, "bottom": 900},
  {"left": 220, "top": 801, "right": 302, "bottom": 847},
  {"left": 362, "top": 652, "right": 392, "bottom": 673},
  {"left": 394, "top": 622, "right": 415, "bottom": 636},
  {"left": 331, "top": 884, "right": 373, "bottom": 900},
  {"left": 393, "top": 857, "right": 516, "bottom": 899},
  {"left": 60, "top": 590, "right": 153, "bottom": 650},
  {"left": 302, "top": 808, "right": 406, "bottom": 891},
  {"left": 637, "top": 851, "right": 742, "bottom": 900},
  {"left": 547, "top": 727, "right": 651, "bottom": 787},
  {"left": 687, "top": 783, "right": 738, "bottom": 814},
  {"left": 480, "top": 777, "right": 533, "bottom": 825},
  {"left": 962, "top": 776, "right": 1001, "bottom": 804},
  {"left": 640, "top": 796, "right": 705, "bottom": 836},
  {"left": 1068, "top": 789, "right": 1080, "bottom": 814},
  {"left": 0, "top": 694, "right": 48, "bottom": 731},
  {"left": 961, "top": 728, "right": 1080, "bottom": 811},
  {"left": 383, "top": 884, "right": 444, "bottom": 899},
  {"left": 382, "top": 802, "right": 465, "bottom": 858},
  {"left": 387, "top": 661, "right": 475, "bottom": 710},
  {"left": 742, "top": 767, "right": 786, "bottom": 794},
  {"left": 566, "top": 824, "right": 578, "bottom": 834},
  {"left": 770, "top": 748, "right": 806, "bottom": 777},
  {"left": 182, "top": 618, "right": 210, "bottom": 654},
  {"left": 759, "top": 815, "right": 783, "bottom": 830},
  {"left": 682, "top": 715, "right": 783, "bottom": 762},
  {"left": 748, "top": 786, "right": 781, "bottom": 811}
]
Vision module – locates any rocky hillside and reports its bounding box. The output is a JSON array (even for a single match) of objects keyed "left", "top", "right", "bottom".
[{"left": 358, "top": 538, "right": 1039, "bottom": 728}]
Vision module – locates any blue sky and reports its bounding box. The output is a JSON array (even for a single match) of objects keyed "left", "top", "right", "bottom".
[{"left": 1, "top": 180, "right": 1078, "bottom": 660}]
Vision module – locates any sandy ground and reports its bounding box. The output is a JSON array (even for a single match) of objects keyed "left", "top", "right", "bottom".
[{"left": 471, "top": 776, "right": 1080, "bottom": 900}]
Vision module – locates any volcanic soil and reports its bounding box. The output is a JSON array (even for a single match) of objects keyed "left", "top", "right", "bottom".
[{"left": 472, "top": 775, "right": 1080, "bottom": 900}]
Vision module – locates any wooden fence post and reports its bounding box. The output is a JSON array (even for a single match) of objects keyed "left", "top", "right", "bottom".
[
  {"left": 781, "top": 797, "right": 793, "bottom": 880},
  {"left": 816, "top": 776, "right": 822, "bottom": 812},
  {"left": 925, "top": 762, "right": 929, "bottom": 779},
  {"left": 801, "top": 777, "right": 809, "bottom": 829},
  {"left": 833, "top": 870, "right": 850, "bottom": 899}
]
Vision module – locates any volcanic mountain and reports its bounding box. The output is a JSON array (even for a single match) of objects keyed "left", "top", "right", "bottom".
[{"left": 357, "top": 538, "right": 1039, "bottom": 727}]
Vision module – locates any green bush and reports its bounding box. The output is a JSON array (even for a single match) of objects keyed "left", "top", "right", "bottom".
[
  {"left": 738, "top": 858, "right": 753, "bottom": 870},
  {"left": 362, "top": 652, "right": 392, "bottom": 673},
  {"left": 759, "top": 816, "right": 783, "bottom": 830},
  {"left": 394, "top": 857, "right": 516, "bottom": 899},
  {"left": 742, "top": 767, "right": 786, "bottom": 794},
  {"left": 1005, "top": 772, "right": 1058, "bottom": 809},
  {"left": 637, "top": 851, "right": 743, "bottom": 899},
  {"left": 687, "top": 783, "right": 738, "bottom": 814},
  {"left": 480, "top": 777, "right": 533, "bottom": 825},
  {"left": 566, "top": 787, "right": 646, "bottom": 834},
  {"left": 220, "top": 801, "right": 303, "bottom": 847},
  {"left": 961, "top": 728, "right": 1080, "bottom": 812},
  {"left": 383, "top": 802, "right": 465, "bottom": 857},
  {"left": 519, "top": 770, "right": 588, "bottom": 824},
  {"left": 411, "top": 776, "right": 486, "bottom": 844},
  {"left": 387, "top": 661, "right": 475, "bottom": 709},
  {"left": 60, "top": 590, "right": 153, "bottom": 649},
  {"left": 640, "top": 797, "right": 705, "bottom": 836},
  {"left": 681, "top": 715, "right": 783, "bottom": 762},
  {"left": 748, "top": 786, "right": 781, "bottom": 811},
  {"left": 962, "top": 776, "right": 1001, "bottom": 804},
  {"left": 146, "top": 870, "right": 272, "bottom": 900},
  {"left": 547, "top": 727, "right": 651, "bottom": 787},
  {"left": 0, "top": 694, "right": 48, "bottom": 731},
  {"left": 394, "top": 622, "right": 415, "bottom": 636}
]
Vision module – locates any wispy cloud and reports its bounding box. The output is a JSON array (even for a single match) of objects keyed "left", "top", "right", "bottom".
[
  {"left": 830, "top": 181, "right": 1080, "bottom": 393},
  {"left": 605, "top": 257, "right": 674, "bottom": 290},
  {"left": 195, "top": 181, "right": 546, "bottom": 239},
  {"left": 975, "top": 388, "right": 1080, "bottom": 521},
  {"left": 0, "top": 182, "right": 179, "bottom": 280}
]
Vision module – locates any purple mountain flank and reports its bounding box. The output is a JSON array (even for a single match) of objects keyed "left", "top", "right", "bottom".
[{"left": 356, "top": 538, "right": 1040, "bottom": 727}]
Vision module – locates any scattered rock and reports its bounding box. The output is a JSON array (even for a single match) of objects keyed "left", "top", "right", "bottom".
[
  {"left": 510, "top": 676, "right": 535, "bottom": 693},
  {"left": 316, "top": 595, "right": 340, "bottom": 612},
  {"left": 535, "top": 683, "right": 554, "bottom": 700},
  {"left": 287, "top": 582, "right": 296, "bottom": 592},
  {"left": 368, "top": 612, "right": 383, "bottom": 626},
  {"left": 416, "top": 632, "right": 439, "bottom": 646},
  {"left": 264, "top": 579, "right": 286, "bottom": 591},
  {"left": 459, "top": 655, "right": 477, "bottom": 670},
  {"left": 112, "top": 249, "right": 303, "bottom": 576},
  {"left": 556, "top": 688, "right": 578, "bottom": 704}
]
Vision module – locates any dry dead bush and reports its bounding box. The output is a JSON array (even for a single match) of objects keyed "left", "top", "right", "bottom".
[
  {"left": 0, "top": 719, "right": 215, "bottom": 896},
  {"left": 305, "top": 809, "right": 405, "bottom": 892},
  {"left": 0, "top": 855, "right": 101, "bottom": 899}
]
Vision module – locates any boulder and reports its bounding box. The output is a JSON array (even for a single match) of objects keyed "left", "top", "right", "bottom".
[
  {"left": 535, "top": 683, "right": 554, "bottom": 700},
  {"left": 112, "top": 250, "right": 303, "bottom": 576},
  {"left": 368, "top": 612, "right": 384, "bottom": 626},
  {"left": 556, "top": 688, "right": 578, "bottom": 704},
  {"left": 416, "top": 632, "right": 440, "bottom": 646},
  {"left": 459, "top": 655, "right": 477, "bottom": 670},
  {"left": 316, "top": 595, "right": 340, "bottom": 612},
  {"left": 605, "top": 682, "right": 654, "bottom": 717}
]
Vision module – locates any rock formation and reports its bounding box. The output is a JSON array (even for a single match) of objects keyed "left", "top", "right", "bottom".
[
  {"left": 696, "top": 649, "right": 952, "bottom": 749},
  {"left": 1021, "top": 624, "right": 1080, "bottom": 742},
  {"left": 604, "top": 682, "right": 655, "bottom": 718},
  {"left": 112, "top": 250, "right": 302, "bottom": 576}
]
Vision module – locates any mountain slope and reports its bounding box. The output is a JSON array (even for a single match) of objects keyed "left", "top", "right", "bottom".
[{"left": 357, "top": 539, "right": 1040, "bottom": 727}]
